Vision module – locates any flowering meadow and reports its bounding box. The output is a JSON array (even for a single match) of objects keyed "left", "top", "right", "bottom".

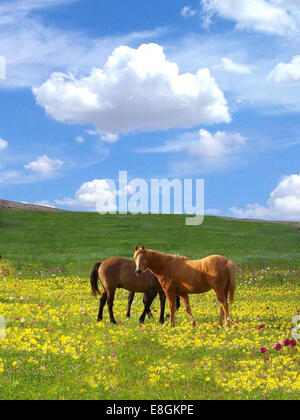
[{"left": 0, "top": 263, "right": 299, "bottom": 400}]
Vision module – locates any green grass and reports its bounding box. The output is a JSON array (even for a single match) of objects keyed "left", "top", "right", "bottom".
[
  {"left": 0, "top": 274, "right": 299, "bottom": 400},
  {"left": 0, "top": 210, "right": 299, "bottom": 400},
  {"left": 1, "top": 210, "right": 300, "bottom": 275}
]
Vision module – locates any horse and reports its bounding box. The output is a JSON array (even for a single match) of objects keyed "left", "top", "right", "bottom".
[
  {"left": 134, "top": 246, "right": 237, "bottom": 328},
  {"left": 90, "top": 257, "right": 180, "bottom": 324}
]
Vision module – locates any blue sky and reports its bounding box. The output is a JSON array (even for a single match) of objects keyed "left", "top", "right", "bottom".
[{"left": 0, "top": 0, "right": 300, "bottom": 219}]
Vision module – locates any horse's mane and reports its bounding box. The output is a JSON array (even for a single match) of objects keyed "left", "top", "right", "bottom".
[{"left": 149, "top": 250, "right": 189, "bottom": 261}]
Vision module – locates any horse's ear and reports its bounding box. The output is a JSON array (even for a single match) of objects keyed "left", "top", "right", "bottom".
[
  {"left": 134, "top": 245, "right": 138, "bottom": 251},
  {"left": 141, "top": 245, "right": 145, "bottom": 250}
]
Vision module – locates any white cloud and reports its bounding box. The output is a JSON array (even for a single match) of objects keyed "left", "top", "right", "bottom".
[
  {"left": 75, "top": 135, "right": 84, "bottom": 143},
  {"left": 139, "top": 129, "right": 246, "bottom": 174},
  {"left": 206, "top": 208, "right": 221, "bottom": 215},
  {"left": 140, "top": 129, "right": 246, "bottom": 157},
  {"left": 230, "top": 173, "right": 300, "bottom": 220},
  {"left": 268, "top": 55, "right": 300, "bottom": 82},
  {"left": 56, "top": 179, "right": 117, "bottom": 211},
  {"left": 0, "top": 170, "right": 20, "bottom": 183},
  {"left": 33, "top": 200, "right": 55, "bottom": 208},
  {"left": 220, "top": 57, "right": 252, "bottom": 74},
  {"left": 33, "top": 43, "right": 230, "bottom": 137},
  {"left": 201, "top": 0, "right": 296, "bottom": 35},
  {"left": 181, "top": 6, "right": 198, "bottom": 18},
  {"left": 24, "top": 154, "right": 63, "bottom": 174},
  {"left": 0, "top": 0, "right": 168, "bottom": 89},
  {"left": 187, "top": 129, "right": 246, "bottom": 158},
  {"left": 166, "top": 32, "right": 300, "bottom": 112},
  {"left": 0, "top": 0, "right": 76, "bottom": 22},
  {"left": 100, "top": 132, "right": 119, "bottom": 143},
  {"left": 86, "top": 129, "right": 119, "bottom": 142},
  {"left": 0, "top": 138, "right": 8, "bottom": 150}
]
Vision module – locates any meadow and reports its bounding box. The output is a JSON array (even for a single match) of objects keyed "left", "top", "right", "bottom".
[{"left": 0, "top": 210, "right": 299, "bottom": 400}]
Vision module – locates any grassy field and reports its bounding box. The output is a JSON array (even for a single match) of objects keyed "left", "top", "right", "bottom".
[
  {"left": 1, "top": 210, "right": 300, "bottom": 275},
  {"left": 0, "top": 210, "right": 299, "bottom": 400}
]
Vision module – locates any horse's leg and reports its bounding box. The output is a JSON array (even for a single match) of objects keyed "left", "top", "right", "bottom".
[
  {"left": 107, "top": 289, "right": 117, "bottom": 325},
  {"left": 166, "top": 291, "right": 177, "bottom": 327},
  {"left": 158, "top": 291, "right": 166, "bottom": 324},
  {"left": 97, "top": 291, "right": 107, "bottom": 322},
  {"left": 126, "top": 292, "right": 135, "bottom": 318},
  {"left": 139, "top": 292, "right": 156, "bottom": 324},
  {"left": 176, "top": 296, "right": 181, "bottom": 311},
  {"left": 219, "top": 306, "right": 225, "bottom": 326},
  {"left": 144, "top": 293, "right": 154, "bottom": 319},
  {"left": 181, "top": 294, "right": 197, "bottom": 327},
  {"left": 165, "top": 295, "right": 180, "bottom": 319},
  {"left": 218, "top": 281, "right": 230, "bottom": 326},
  {"left": 215, "top": 290, "right": 230, "bottom": 327}
]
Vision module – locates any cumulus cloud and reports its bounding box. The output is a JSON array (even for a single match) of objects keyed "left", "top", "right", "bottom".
[
  {"left": 33, "top": 43, "right": 230, "bottom": 137},
  {"left": 139, "top": 129, "right": 246, "bottom": 174},
  {"left": 268, "top": 55, "right": 300, "bottom": 82},
  {"left": 56, "top": 179, "right": 117, "bottom": 211},
  {"left": 24, "top": 154, "right": 63, "bottom": 174},
  {"left": 230, "top": 173, "right": 300, "bottom": 221},
  {"left": 201, "top": 0, "right": 296, "bottom": 35},
  {"left": 181, "top": 6, "right": 198, "bottom": 18},
  {"left": 0, "top": 138, "right": 8, "bottom": 150},
  {"left": 220, "top": 57, "right": 252, "bottom": 74}
]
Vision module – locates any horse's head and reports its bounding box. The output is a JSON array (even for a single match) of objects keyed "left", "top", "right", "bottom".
[{"left": 134, "top": 245, "right": 148, "bottom": 276}]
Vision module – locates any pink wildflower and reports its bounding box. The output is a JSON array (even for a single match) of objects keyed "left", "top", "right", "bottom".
[{"left": 274, "top": 343, "right": 283, "bottom": 351}]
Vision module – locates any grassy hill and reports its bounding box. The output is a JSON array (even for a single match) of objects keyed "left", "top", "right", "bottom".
[{"left": 1, "top": 210, "right": 299, "bottom": 275}]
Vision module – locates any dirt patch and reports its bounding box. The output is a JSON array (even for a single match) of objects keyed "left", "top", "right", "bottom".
[{"left": 0, "top": 199, "right": 65, "bottom": 212}]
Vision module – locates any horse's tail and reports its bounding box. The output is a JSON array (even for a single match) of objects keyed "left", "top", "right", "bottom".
[
  {"left": 227, "top": 260, "right": 237, "bottom": 304},
  {"left": 90, "top": 262, "right": 102, "bottom": 296}
]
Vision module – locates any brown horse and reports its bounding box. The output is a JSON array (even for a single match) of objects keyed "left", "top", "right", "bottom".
[
  {"left": 90, "top": 257, "right": 180, "bottom": 324},
  {"left": 134, "top": 246, "right": 237, "bottom": 328}
]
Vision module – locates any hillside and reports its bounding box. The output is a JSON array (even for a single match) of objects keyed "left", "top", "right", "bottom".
[
  {"left": 0, "top": 209, "right": 299, "bottom": 275},
  {"left": 0, "top": 199, "right": 64, "bottom": 212}
]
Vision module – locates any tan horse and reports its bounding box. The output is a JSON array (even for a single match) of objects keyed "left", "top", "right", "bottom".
[
  {"left": 134, "top": 246, "right": 237, "bottom": 328},
  {"left": 90, "top": 257, "right": 180, "bottom": 324}
]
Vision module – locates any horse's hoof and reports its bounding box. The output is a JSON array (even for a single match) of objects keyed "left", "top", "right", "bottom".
[
  {"left": 126, "top": 314, "right": 131, "bottom": 318},
  {"left": 159, "top": 319, "right": 165, "bottom": 325},
  {"left": 192, "top": 321, "right": 197, "bottom": 328},
  {"left": 139, "top": 319, "right": 145, "bottom": 324}
]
